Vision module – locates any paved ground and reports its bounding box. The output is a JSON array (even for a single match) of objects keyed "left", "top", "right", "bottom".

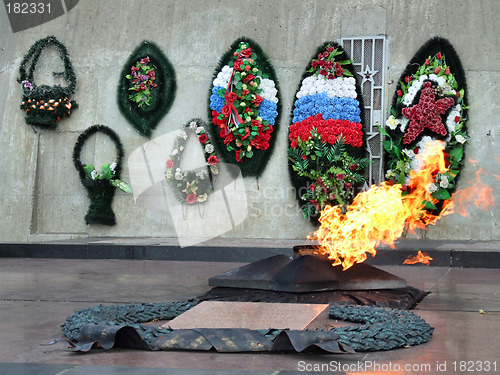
[{"left": 0, "top": 257, "right": 499, "bottom": 374}]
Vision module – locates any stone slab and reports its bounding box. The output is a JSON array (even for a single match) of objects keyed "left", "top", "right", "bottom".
[{"left": 164, "top": 301, "right": 330, "bottom": 330}]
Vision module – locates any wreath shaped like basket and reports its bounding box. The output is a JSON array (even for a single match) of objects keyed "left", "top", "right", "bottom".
[
  {"left": 18, "top": 35, "right": 78, "bottom": 129},
  {"left": 165, "top": 118, "right": 219, "bottom": 205},
  {"left": 73, "top": 125, "right": 128, "bottom": 226}
]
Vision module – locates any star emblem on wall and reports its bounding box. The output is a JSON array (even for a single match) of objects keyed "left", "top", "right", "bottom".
[
  {"left": 401, "top": 81, "right": 455, "bottom": 144},
  {"left": 358, "top": 65, "right": 378, "bottom": 84}
]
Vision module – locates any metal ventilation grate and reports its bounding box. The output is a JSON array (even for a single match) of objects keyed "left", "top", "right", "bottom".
[{"left": 339, "top": 36, "right": 388, "bottom": 188}]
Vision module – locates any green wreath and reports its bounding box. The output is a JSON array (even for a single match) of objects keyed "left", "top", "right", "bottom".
[
  {"left": 17, "top": 35, "right": 78, "bottom": 129},
  {"left": 117, "top": 41, "right": 176, "bottom": 137},
  {"left": 73, "top": 125, "right": 131, "bottom": 226},
  {"left": 165, "top": 119, "right": 219, "bottom": 205}
]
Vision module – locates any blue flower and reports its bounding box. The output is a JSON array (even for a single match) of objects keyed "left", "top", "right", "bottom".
[
  {"left": 259, "top": 100, "right": 278, "bottom": 125},
  {"left": 210, "top": 86, "right": 226, "bottom": 113}
]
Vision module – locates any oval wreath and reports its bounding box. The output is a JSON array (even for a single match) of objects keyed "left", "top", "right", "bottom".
[
  {"left": 208, "top": 37, "right": 281, "bottom": 177},
  {"left": 73, "top": 125, "right": 131, "bottom": 226},
  {"left": 117, "top": 40, "right": 176, "bottom": 137},
  {"left": 165, "top": 118, "right": 219, "bottom": 205},
  {"left": 382, "top": 37, "right": 468, "bottom": 215},
  {"left": 17, "top": 35, "right": 78, "bottom": 129},
  {"left": 288, "top": 41, "right": 368, "bottom": 221}
]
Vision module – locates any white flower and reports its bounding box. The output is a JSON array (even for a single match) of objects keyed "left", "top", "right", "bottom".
[
  {"left": 455, "top": 134, "right": 466, "bottom": 144},
  {"left": 210, "top": 166, "right": 219, "bottom": 175},
  {"left": 428, "top": 183, "right": 439, "bottom": 193},
  {"left": 179, "top": 146, "right": 184, "bottom": 151},
  {"left": 439, "top": 175, "right": 449, "bottom": 189},
  {"left": 196, "top": 170, "right": 208, "bottom": 179},
  {"left": 385, "top": 169, "right": 395, "bottom": 179},
  {"left": 205, "top": 144, "right": 214, "bottom": 153},
  {"left": 172, "top": 149, "right": 178, "bottom": 156},
  {"left": 196, "top": 126, "right": 204, "bottom": 134},
  {"left": 403, "top": 148, "right": 415, "bottom": 158},
  {"left": 110, "top": 162, "right": 117, "bottom": 172},
  {"left": 90, "top": 170, "right": 98, "bottom": 180},
  {"left": 180, "top": 131, "right": 187, "bottom": 140},
  {"left": 197, "top": 193, "right": 208, "bottom": 203},
  {"left": 165, "top": 169, "right": 173, "bottom": 179},
  {"left": 175, "top": 171, "right": 183, "bottom": 180},
  {"left": 386, "top": 115, "right": 399, "bottom": 130},
  {"left": 189, "top": 121, "right": 197, "bottom": 130}
]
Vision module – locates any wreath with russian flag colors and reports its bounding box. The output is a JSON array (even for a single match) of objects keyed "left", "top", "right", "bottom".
[
  {"left": 209, "top": 37, "right": 281, "bottom": 177},
  {"left": 288, "top": 42, "right": 368, "bottom": 220},
  {"left": 382, "top": 37, "right": 468, "bottom": 215}
]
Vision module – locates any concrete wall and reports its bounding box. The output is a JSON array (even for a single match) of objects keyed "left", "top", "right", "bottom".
[{"left": 0, "top": 0, "right": 499, "bottom": 243}]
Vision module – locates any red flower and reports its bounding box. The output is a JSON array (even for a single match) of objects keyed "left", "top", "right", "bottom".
[
  {"left": 445, "top": 67, "right": 451, "bottom": 75},
  {"left": 436, "top": 52, "right": 442, "bottom": 60},
  {"left": 140, "top": 84, "right": 146, "bottom": 90},
  {"left": 413, "top": 147, "right": 419, "bottom": 154},
  {"left": 349, "top": 164, "right": 358, "bottom": 170},
  {"left": 290, "top": 140, "right": 298, "bottom": 149},
  {"left": 140, "top": 56, "right": 150, "bottom": 65},
  {"left": 251, "top": 95, "right": 264, "bottom": 106},
  {"left": 243, "top": 74, "right": 255, "bottom": 83},
  {"left": 186, "top": 193, "right": 197, "bottom": 204},
  {"left": 336, "top": 173, "right": 345, "bottom": 181},
  {"left": 345, "top": 183, "right": 352, "bottom": 189},
  {"left": 320, "top": 69, "right": 328, "bottom": 76},
  {"left": 223, "top": 132, "right": 235, "bottom": 145},
  {"left": 424, "top": 59, "right": 430, "bottom": 66},
  {"left": 208, "top": 155, "right": 219, "bottom": 166},
  {"left": 166, "top": 159, "right": 174, "bottom": 168},
  {"left": 226, "top": 91, "right": 237, "bottom": 103},
  {"left": 240, "top": 48, "right": 252, "bottom": 58},
  {"left": 434, "top": 67, "right": 441, "bottom": 74},
  {"left": 456, "top": 91, "right": 461, "bottom": 98},
  {"left": 199, "top": 134, "right": 208, "bottom": 144},
  {"left": 455, "top": 116, "right": 461, "bottom": 123},
  {"left": 405, "top": 76, "right": 412, "bottom": 83},
  {"left": 221, "top": 104, "right": 232, "bottom": 117},
  {"left": 326, "top": 47, "right": 334, "bottom": 52},
  {"left": 245, "top": 65, "right": 251, "bottom": 71},
  {"left": 302, "top": 155, "right": 307, "bottom": 160},
  {"left": 397, "top": 90, "right": 403, "bottom": 97},
  {"left": 309, "top": 184, "right": 316, "bottom": 191},
  {"left": 235, "top": 150, "right": 243, "bottom": 162},
  {"left": 388, "top": 179, "right": 394, "bottom": 186},
  {"left": 131, "top": 66, "right": 139, "bottom": 73}
]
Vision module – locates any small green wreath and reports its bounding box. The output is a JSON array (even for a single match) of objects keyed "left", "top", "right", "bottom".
[
  {"left": 165, "top": 118, "right": 219, "bottom": 205},
  {"left": 17, "top": 35, "right": 78, "bottom": 129},
  {"left": 73, "top": 125, "right": 131, "bottom": 226}
]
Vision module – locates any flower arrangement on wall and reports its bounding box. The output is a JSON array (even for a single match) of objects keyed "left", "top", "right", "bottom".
[
  {"left": 73, "top": 125, "right": 131, "bottom": 226},
  {"left": 382, "top": 37, "right": 468, "bottom": 214},
  {"left": 208, "top": 37, "right": 281, "bottom": 177},
  {"left": 117, "top": 41, "right": 176, "bottom": 137},
  {"left": 288, "top": 42, "right": 368, "bottom": 220},
  {"left": 17, "top": 35, "right": 78, "bottom": 129},
  {"left": 165, "top": 118, "right": 219, "bottom": 205}
]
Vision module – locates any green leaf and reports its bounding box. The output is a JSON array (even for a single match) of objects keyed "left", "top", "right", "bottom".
[
  {"left": 423, "top": 200, "right": 437, "bottom": 210},
  {"left": 376, "top": 123, "right": 390, "bottom": 137},
  {"left": 432, "top": 189, "right": 451, "bottom": 200},
  {"left": 109, "top": 179, "right": 132, "bottom": 193},
  {"left": 101, "top": 164, "right": 114, "bottom": 180},
  {"left": 336, "top": 59, "right": 352, "bottom": 65},
  {"left": 235, "top": 82, "right": 242, "bottom": 90},
  {"left": 246, "top": 151, "right": 254, "bottom": 158},
  {"left": 449, "top": 147, "right": 464, "bottom": 163},
  {"left": 83, "top": 165, "right": 95, "bottom": 178}
]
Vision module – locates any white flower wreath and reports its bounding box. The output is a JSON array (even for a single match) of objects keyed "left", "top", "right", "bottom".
[{"left": 165, "top": 118, "right": 219, "bottom": 205}]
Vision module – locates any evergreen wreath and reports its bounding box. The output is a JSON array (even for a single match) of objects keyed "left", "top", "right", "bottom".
[
  {"left": 73, "top": 125, "right": 130, "bottom": 226},
  {"left": 208, "top": 37, "right": 282, "bottom": 177},
  {"left": 288, "top": 42, "right": 368, "bottom": 222},
  {"left": 382, "top": 37, "right": 468, "bottom": 215},
  {"left": 17, "top": 35, "right": 78, "bottom": 129},
  {"left": 165, "top": 118, "right": 219, "bottom": 205},
  {"left": 117, "top": 41, "right": 176, "bottom": 137}
]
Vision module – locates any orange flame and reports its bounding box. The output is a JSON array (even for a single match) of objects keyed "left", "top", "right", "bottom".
[
  {"left": 403, "top": 251, "right": 433, "bottom": 266},
  {"left": 449, "top": 168, "right": 495, "bottom": 217},
  {"left": 310, "top": 140, "right": 456, "bottom": 270}
]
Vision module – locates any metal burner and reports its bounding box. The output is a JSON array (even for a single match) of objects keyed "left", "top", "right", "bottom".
[{"left": 209, "top": 248, "right": 407, "bottom": 292}]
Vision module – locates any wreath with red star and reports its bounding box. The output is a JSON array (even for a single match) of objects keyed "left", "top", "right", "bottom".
[{"left": 382, "top": 37, "right": 468, "bottom": 215}]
